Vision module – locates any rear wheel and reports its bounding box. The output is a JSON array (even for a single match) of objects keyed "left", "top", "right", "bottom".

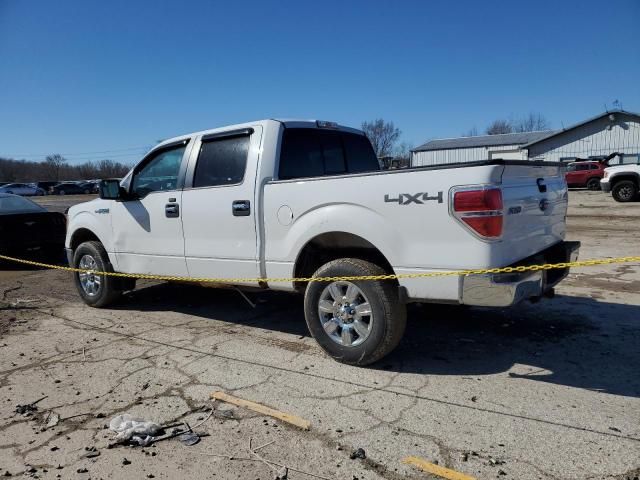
[
  {"left": 58, "top": 190, "right": 65, "bottom": 195},
  {"left": 586, "top": 177, "right": 601, "bottom": 191},
  {"left": 303, "top": 258, "right": 406, "bottom": 366},
  {"left": 72, "top": 241, "right": 122, "bottom": 307},
  {"left": 612, "top": 180, "right": 638, "bottom": 202}
]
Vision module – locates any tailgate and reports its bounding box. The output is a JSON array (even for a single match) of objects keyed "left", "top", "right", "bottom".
[{"left": 498, "top": 163, "right": 567, "bottom": 265}]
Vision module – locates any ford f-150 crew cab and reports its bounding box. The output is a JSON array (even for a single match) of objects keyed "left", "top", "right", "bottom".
[{"left": 66, "top": 119, "right": 580, "bottom": 365}]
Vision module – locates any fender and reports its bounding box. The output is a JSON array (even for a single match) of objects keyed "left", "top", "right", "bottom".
[
  {"left": 267, "top": 202, "right": 402, "bottom": 274},
  {"left": 65, "top": 207, "right": 117, "bottom": 268}
]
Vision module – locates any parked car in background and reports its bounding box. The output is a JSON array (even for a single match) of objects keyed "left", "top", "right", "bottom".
[
  {"left": 0, "top": 183, "right": 45, "bottom": 196},
  {"left": 565, "top": 161, "right": 605, "bottom": 190},
  {"left": 78, "top": 181, "right": 99, "bottom": 194},
  {"left": 51, "top": 182, "right": 92, "bottom": 195},
  {"left": 35, "top": 181, "right": 59, "bottom": 194},
  {"left": 601, "top": 162, "right": 640, "bottom": 202},
  {"left": 0, "top": 193, "right": 66, "bottom": 259}
]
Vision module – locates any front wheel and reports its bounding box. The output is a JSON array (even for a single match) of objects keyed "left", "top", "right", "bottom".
[
  {"left": 304, "top": 258, "right": 406, "bottom": 366},
  {"left": 72, "top": 241, "right": 122, "bottom": 307},
  {"left": 58, "top": 190, "right": 65, "bottom": 195},
  {"left": 612, "top": 180, "right": 638, "bottom": 202}
]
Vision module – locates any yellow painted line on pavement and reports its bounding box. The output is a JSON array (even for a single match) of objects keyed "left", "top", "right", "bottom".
[{"left": 403, "top": 456, "right": 477, "bottom": 480}]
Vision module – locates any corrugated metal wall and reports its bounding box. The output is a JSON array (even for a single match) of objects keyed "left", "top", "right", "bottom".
[
  {"left": 411, "top": 113, "right": 640, "bottom": 166},
  {"left": 411, "top": 144, "right": 524, "bottom": 166},
  {"left": 528, "top": 113, "right": 640, "bottom": 161}
]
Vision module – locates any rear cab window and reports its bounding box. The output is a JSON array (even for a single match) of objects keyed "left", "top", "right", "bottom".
[{"left": 278, "top": 128, "right": 379, "bottom": 180}]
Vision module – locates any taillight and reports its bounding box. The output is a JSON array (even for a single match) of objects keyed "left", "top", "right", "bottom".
[{"left": 452, "top": 188, "right": 503, "bottom": 239}]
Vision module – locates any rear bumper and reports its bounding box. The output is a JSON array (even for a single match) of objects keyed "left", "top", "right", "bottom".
[{"left": 461, "top": 241, "right": 580, "bottom": 307}]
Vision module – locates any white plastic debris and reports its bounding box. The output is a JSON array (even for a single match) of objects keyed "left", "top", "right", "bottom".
[{"left": 109, "top": 414, "right": 162, "bottom": 446}]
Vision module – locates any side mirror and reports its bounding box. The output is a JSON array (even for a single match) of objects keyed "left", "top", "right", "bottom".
[{"left": 99, "top": 179, "right": 124, "bottom": 200}]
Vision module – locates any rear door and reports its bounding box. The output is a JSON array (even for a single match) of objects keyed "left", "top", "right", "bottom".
[{"left": 180, "top": 127, "right": 262, "bottom": 284}]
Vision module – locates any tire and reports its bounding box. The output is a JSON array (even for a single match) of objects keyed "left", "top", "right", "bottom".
[
  {"left": 58, "top": 190, "right": 65, "bottom": 195},
  {"left": 586, "top": 178, "right": 601, "bottom": 191},
  {"left": 303, "top": 258, "right": 406, "bottom": 366},
  {"left": 84, "top": 189, "right": 90, "bottom": 194},
  {"left": 72, "top": 241, "right": 122, "bottom": 307},
  {"left": 612, "top": 180, "right": 638, "bottom": 202}
]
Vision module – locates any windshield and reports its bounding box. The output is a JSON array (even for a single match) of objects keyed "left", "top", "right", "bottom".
[{"left": 0, "top": 195, "right": 45, "bottom": 214}]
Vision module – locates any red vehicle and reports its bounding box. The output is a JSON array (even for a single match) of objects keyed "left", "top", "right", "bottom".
[{"left": 565, "top": 161, "right": 606, "bottom": 190}]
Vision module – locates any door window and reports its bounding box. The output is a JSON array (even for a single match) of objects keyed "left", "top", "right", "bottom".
[
  {"left": 131, "top": 145, "right": 186, "bottom": 197},
  {"left": 193, "top": 135, "right": 250, "bottom": 188}
]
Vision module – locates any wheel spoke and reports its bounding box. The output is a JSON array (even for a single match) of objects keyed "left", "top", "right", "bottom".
[
  {"left": 345, "top": 284, "right": 359, "bottom": 303},
  {"left": 355, "top": 302, "right": 372, "bottom": 317},
  {"left": 352, "top": 319, "right": 369, "bottom": 338},
  {"left": 341, "top": 326, "right": 354, "bottom": 346},
  {"left": 319, "top": 300, "right": 335, "bottom": 314},
  {"left": 323, "top": 318, "right": 340, "bottom": 335},
  {"left": 328, "top": 283, "right": 343, "bottom": 301}
]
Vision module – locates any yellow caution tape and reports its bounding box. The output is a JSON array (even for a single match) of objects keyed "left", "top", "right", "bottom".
[{"left": 0, "top": 253, "right": 638, "bottom": 284}]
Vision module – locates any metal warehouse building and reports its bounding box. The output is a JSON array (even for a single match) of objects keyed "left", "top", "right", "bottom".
[{"left": 411, "top": 110, "right": 640, "bottom": 167}]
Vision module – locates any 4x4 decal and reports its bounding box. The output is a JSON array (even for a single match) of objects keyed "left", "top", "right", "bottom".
[{"left": 384, "top": 191, "right": 443, "bottom": 205}]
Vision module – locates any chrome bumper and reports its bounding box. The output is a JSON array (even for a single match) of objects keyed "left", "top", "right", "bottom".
[{"left": 461, "top": 241, "right": 580, "bottom": 307}]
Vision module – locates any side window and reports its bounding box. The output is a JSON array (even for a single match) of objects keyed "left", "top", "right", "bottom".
[
  {"left": 590, "top": 164, "right": 600, "bottom": 170},
  {"left": 193, "top": 135, "right": 250, "bottom": 188},
  {"left": 131, "top": 145, "right": 186, "bottom": 197},
  {"left": 576, "top": 164, "right": 589, "bottom": 171},
  {"left": 566, "top": 164, "right": 576, "bottom": 172}
]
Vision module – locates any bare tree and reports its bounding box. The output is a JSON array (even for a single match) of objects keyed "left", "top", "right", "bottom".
[
  {"left": 45, "top": 154, "right": 67, "bottom": 181},
  {"left": 485, "top": 120, "right": 513, "bottom": 135},
  {"left": 361, "top": 119, "right": 401, "bottom": 157},
  {"left": 512, "top": 112, "right": 551, "bottom": 132},
  {"left": 463, "top": 126, "right": 478, "bottom": 137}
]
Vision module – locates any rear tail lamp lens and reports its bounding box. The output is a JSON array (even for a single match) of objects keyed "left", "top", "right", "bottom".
[{"left": 452, "top": 188, "right": 503, "bottom": 239}]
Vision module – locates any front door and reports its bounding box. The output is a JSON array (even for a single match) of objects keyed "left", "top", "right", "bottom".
[
  {"left": 110, "top": 140, "right": 191, "bottom": 277},
  {"left": 181, "top": 127, "right": 262, "bottom": 285}
]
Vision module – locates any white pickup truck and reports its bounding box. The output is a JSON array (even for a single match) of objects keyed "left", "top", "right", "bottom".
[
  {"left": 66, "top": 119, "right": 579, "bottom": 365},
  {"left": 600, "top": 162, "right": 640, "bottom": 202}
]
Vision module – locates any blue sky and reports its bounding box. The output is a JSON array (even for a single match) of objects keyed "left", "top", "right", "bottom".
[{"left": 1, "top": 0, "right": 639, "bottom": 165}]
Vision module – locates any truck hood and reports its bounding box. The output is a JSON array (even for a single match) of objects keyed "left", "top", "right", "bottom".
[{"left": 605, "top": 164, "right": 640, "bottom": 174}]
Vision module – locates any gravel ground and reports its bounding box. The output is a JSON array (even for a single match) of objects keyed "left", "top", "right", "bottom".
[{"left": 0, "top": 190, "right": 638, "bottom": 480}]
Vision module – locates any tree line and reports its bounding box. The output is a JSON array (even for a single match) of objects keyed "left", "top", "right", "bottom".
[
  {"left": 0, "top": 154, "right": 131, "bottom": 183},
  {"left": 465, "top": 112, "right": 551, "bottom": 136}
]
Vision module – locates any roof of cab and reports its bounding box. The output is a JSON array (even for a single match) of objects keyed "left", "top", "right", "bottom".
[{"left": 153, "top": 119, "right": 364, "bottom": 152}]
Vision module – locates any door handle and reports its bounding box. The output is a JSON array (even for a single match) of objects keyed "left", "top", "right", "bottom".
[
  {"left": 232, "top": 200, "right": 251, "bottom": 216},
  {"left": 165, "top": 203, "right": 179, "bottom": 218}
]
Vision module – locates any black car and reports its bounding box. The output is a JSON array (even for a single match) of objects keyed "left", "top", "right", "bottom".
[
  {"left": 35, "top": 181, "right": 59, "bottom": 194},
  {"left": 0, "top": 193, "right": 66, "bottom": 259},
  {"left": 51, "top": 182, "right": 91, "bottom": 195},
  {"left": 78, "top": 181, "right": 99, "bottom": 194}
]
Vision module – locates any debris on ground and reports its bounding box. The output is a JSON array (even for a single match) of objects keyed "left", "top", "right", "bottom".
[
  {"left": 109, "top": 414, "right": 162, "bottom": 447},
  {"left": 82, "top": 446, "right": 100, "bottom": 459},
  {"left": 179, "top": 432, "right": 200, "bottom": 446},
  {"left": 349, "top": 448, "right": 366, "bottom": 460},
  {"left": 211, "top": 391, "right": 311, "bottom": 430},
  {"left": 15, "top": 396, "right": 47, "bottom": 416}
]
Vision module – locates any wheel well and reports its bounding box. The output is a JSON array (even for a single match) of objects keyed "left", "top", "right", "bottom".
[
  {"left": 611, "top": 174, "right": 640, "bottom": 187},
  {"left": 293, "top": 232, "right": 394, "bottom": 291},
  {"left": 70, "top": 228, "right": 101, "bottom": 251}
]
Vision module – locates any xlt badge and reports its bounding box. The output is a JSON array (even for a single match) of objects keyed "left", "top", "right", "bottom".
[{"left": 384, "top": 191, "right": 443, "bottom": 205}]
